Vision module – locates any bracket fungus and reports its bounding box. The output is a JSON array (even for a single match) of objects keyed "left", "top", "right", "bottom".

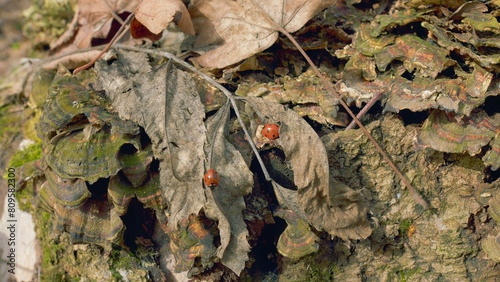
[
  {"left": 273, "top": 208, "right": 319, "bottom": 259},
  {"left": 34, "top": 65, "right": 166, "bottom": 250},
  {"left": 168, "top": 213, "right": 217, "bottom": 273}
]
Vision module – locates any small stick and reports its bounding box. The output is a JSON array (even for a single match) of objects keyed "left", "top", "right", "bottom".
[
  {"left": 114, "top": 44, "right": 272, "bottom": 181},
  {"left": 73, "top": 12, "right": 135, "bottom": 74},
  {"left": 346, "top": 92, "right": 383, "bottom": 130}
]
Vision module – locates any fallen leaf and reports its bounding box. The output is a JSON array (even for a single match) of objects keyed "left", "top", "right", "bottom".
[
  {"left": 247, "top": 97, "right": 372, "bottom": 240},
  {"left": 134, "top": 0, "right": 195, "bottom": 35},
  {"left": 130, "top": 17, "right": 163, "bottom": 41},
  {"left": 203, "top": 103, "right": 253, "bottom": 275},
  {"left": 95, "top": 52, "right": 207, "bottom": 227},
  {"left": 51, "top": 0, "right": 139, "bottom": 54},
  {"left": 189, "top": 0, "right": 337, "bottom": 68},
  {"left": 449, "top": 1, "right": 488, "bottom": 19}
]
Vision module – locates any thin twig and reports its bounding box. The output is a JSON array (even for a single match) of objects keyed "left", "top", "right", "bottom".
[
  {"left": 73, "top": 12, "right": 135, "bottom": 74},
  {"left": 114, "top": 44, "right": 272, "bottom": 181},
  {"left": 346, "top": 92, "right": 383, "bottom": 130},
  {"left": 19, "top": 45, "right": 111, "bottom": 98},
  {"left": 278, "top": 27, "right": 428, "bottom": 209}
]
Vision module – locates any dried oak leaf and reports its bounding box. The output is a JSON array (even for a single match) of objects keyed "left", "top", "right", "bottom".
[
  {"left": 415, "top": 110, "right": 500, "bottom": 170},
  {"left": 247, "top": 97, "right": 371, "bottom": 240},
  {"left": 52, "top": 0, "right": 139, "bottom": 54},
  {"left": 134, "top": 0, "right": 195, "bottom": 36},
  {"left": 189, "top": 0, "right": 337, "bottom": 68}
]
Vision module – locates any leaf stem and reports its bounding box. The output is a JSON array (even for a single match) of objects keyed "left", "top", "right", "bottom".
[
  {"left": 277, "top": 27, "right": 428, "bottom": 209},
  {"left": 346, "top": 92, "right": 383, "bottom": 130},
  {"left": 114, "top": 44, "right": 272, "bottom": 181}
]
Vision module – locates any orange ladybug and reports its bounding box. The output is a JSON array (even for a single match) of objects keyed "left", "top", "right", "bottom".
[
  {"left": 204, "top": 169, "right": 220, "bottom": 188},
  {"left": 262, "top": 123, "right": 280, "bottom": 139}
]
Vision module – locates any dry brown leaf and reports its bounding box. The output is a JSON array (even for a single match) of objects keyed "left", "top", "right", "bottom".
[
  {"left": 247, "top": 97, "right": 372, "bottom": 240},
  {"left": 95, "top": 52, "right": 206, "bottom": 227},
  {"left": 134, "top": 0, "right": 195, "bottom": 36},
  {"left": 51, "top": 0, "right": 139, "bottom": 54},
  {"left": 189, "top": 0, "right": 336, "bottom": 68},
  {"left": 203, "top": 103, "right": 253, "bottom": 275},
  {"left": 130, "top": 17, "right": 163, "bottom": 41}
]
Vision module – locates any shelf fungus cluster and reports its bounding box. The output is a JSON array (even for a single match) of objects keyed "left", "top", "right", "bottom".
[{"left": 36, "top": 65, "right": 166, "bottom": 248}]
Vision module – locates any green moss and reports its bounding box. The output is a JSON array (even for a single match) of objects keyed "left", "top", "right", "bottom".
[
  {"left": 7, "top": 140, "right": 42, "bottom": 168},
  {"left": 388, "top": 266, "right": 421, "bottom": 282},
  {"left": 0, "top": 105, "right": 23, "bottom": 138},
  {"left": 110, "top": 249, "right": 139, "bottom": 269},
  {"left": 35, "top": 211, "right": 69, "bottom": 280},
  {"left": 14, "top": 186, "right": 34, "bottom": 212},
  {"left": 10, "top": 42, "right": 21, "bottom": 50},
  {"left": 22, "top": 0, "right": 75, "bottom": 49},
  {"left": 306, "top": 263, "right": 338, "bottom": 281},
  {"left": 399, "top": 219, "right": 413, "bottom": 237},
  {"left": 4, "top": 140, "right": 43, "bottom": 211},
  {"left": 108, "top": 248, "right": 141, "bottom": 280}
]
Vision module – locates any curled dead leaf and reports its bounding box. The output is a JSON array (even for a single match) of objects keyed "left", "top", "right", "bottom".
[
  {"left": 203, "top": 103, "right": 253, "bottom": 275},
  {"left": 134, "top": 0, "right": 195, "bottom": 36},
  {"left": 247, "top": 97, "right": 372, "bottom": 240},
  {"left": 51, "top": 0, "right": 139, "bottom": 55}
]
